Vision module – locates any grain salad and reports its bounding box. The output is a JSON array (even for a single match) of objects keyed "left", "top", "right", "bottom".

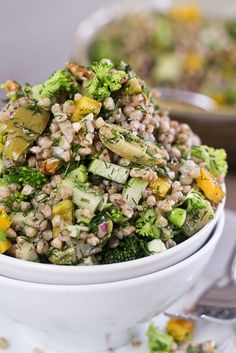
[{"left": 0, "top": 59, "right": 227, "bottom": 265}]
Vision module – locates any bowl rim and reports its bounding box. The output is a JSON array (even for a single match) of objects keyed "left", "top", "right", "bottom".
[
  {"left": 0, "top": 192, "right": 225, "bottom": 275},
  {"left": 0, "top": 211, "right": 225, "bottom": 290}
]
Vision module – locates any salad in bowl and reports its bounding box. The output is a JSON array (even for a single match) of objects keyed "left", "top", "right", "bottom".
[{"left": 0, "top": 59, "right": 227, "bottom": 266}]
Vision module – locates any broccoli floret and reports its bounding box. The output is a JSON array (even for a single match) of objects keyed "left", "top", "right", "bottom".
[
  {"left": 136, "top": 222, "right": 154, "bottom": 237},
  {"left": 191, "top": 145, "right": 228, "bottom": 177},
  {"left": 83, "top": 60, "right": 127, "bottom": 101},
  {"left": 136, "top": 223, "right": 161, "bottom": 238},
  {"left": 3, "top": 166, "right": 47, "bottom": 188},
  {"left": 137, "top": 209, "right": 157, "bottom": 224},
  {"left": 109, "top": 208, "right": 128, "bottom": 224},
  {"left": 2, "top": 167, "right": 48, "bottom": 212},
  {"left": 136, "top": 209, "right": 161, "bottom": 238},
  {"left": 146, "top": 323, "right": 173, "bottom": 353},
  {"left": 32, "top": 69, "right": 78, "bottom": 102},
  {"left": 100, "top": 236, "right": 150, "bottom": 264}
]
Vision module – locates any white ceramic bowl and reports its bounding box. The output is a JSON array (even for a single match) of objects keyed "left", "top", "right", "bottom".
[
  {"left": 0, "top": 213, "right": 225, "bottom": 353},
  {"left": 0, "top": 196, "right": 225, "bottom": 284}
]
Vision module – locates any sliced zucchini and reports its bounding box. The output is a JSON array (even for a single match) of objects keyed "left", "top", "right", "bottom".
[
  {"left": 48, "top": 248, "right": 77, "bottom": 265},
  {"left": 148, "top": 239, "right": 166, "bottom": 254},
  {"left": 182, "top": 200, "right": 214, "bottom": 236},
  {"left": 10, "top": 212, "right": 36, "bottom": 228},
  {"left": 67, "top": 165, "right": 88, "bottom": 183},
  {"left": 15, "top": 239, "right": 39, "bottom": 262},
  {"left": 60, "top": 179, "right": 103, "bottom": 212},
  {"left": 123, "top": 177, "right": 148, "bottom": 206},
  {"left": 88, "top": 159, "right": 130, "bottom": 184},
  {"left": 168, "top": 208, "right": 187, "bottom": 228},
  {"left": 1, "top": 107, "right": 49, "bottom": 161},
  {"left": 99, "top": 123, "right": 167, "bottom": 166}
]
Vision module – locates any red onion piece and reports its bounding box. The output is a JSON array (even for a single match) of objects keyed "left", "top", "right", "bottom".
[{"left": 98, "top": 222, "right": 108, "bottom": 237}]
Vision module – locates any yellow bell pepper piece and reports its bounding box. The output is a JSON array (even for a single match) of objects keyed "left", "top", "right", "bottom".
[
  {"left": 196, "top": 168, "right": 225, "bottom": 204},
  {"left": 0, "top": 239, "right": 12, "bottom": 254},
  {"left": 169, "top": 4, "right": 201, "bottom": 22},
  {"left": 52, "top": 200, "right": 74, "bottom": 238},
  {"left": 52, "top": 199, "right": 74, "bottom": 223},
  {"left": 149, "top": 177, "right": 172, "bottom": 197},
  {"left": 0, "top": 209, "right": 12, "bottom": 231},
  {"left": 166, "top": 318, "right": 194, "bottom": 343},
  {"left": 71, "top": 97, "right": 102, "bottom": 122}
]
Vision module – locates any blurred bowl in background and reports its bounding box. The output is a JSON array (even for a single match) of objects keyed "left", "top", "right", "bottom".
[{"left": 72, "top": 0, "right": 236, "bottom": 170}]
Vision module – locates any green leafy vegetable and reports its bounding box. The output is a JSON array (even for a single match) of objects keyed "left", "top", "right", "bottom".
[
  {"left": 191, "top": 145, "right": 228, "bottom": 177},
  {"left": 3, "top": 167, "right": 47, "bottom": 188},
  {"left": 100, "top": 236, "right": 150, "bottom": 264},
  {"left": 32, "top": 69, "right": 78, "bottom": 102},
  {"left": 83, "top": 60, "right": 127, "bottom": 101},
  {"left": 146, "top": 323, "right": 173, "bottom": 353}
]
